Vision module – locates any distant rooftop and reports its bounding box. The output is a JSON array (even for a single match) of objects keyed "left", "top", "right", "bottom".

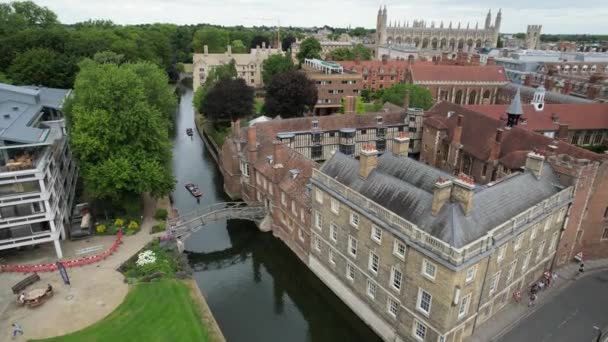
[{"left": 303, "top": 58, "right": 344, "bottom": 74}]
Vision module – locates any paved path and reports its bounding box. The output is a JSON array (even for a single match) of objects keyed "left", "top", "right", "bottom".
[{"left": 498, "top": 270, "right": 608, "bottom": 342}]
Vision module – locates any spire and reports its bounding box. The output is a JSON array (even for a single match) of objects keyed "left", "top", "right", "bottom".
[
  {"left": 495, "top": 8, "right": 502, "bottom": 31},
  {"left": 467, "top": 22, "right": 470, "bottom": 29},
  {"left": 440, "top": 21, "right": 444, "bottom": 28},
  {"left": 475, "top": 22, "right": 479, "bottom": 30},
  {"left": 507, "top": 87, "right": 523, "bottom": 115},
  {"left": 485, "top": 9, "right": 492, "bottom": 29}
]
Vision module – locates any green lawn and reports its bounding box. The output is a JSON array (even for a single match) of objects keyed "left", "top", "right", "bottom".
[{"left": 34, "top": 280, "right": 208, "bottom": 342}]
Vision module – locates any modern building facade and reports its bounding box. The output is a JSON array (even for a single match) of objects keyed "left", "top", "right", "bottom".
[
  {"left": 192, "top": 44, "right": 282, "bottom": 91},
  {"left": 376, "top": 7, "right": 501, "bottom": 51},
  {"left": 310, "top": 142, "right": 570, "bottom": 342},
  {"left": 302, "top": 59, "right": 363, "bottom": 115},
  {"left": 0, "top": 83, "right": 78, "bottom": 258}
]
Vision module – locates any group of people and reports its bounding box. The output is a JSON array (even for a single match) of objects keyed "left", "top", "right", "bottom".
[
  {"left": 16, "top": 284, "right": 52, "bottom": 305},
  {"left": 528, "top": 270, "right": 558, "bottom": 307}
]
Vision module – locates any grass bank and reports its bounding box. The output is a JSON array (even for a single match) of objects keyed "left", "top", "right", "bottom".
[{"left": 33, "top": 279, "right": 209, "bottom": 342}]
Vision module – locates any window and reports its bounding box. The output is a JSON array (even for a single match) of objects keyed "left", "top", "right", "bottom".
[
  {"left": 465, "top": 265, "right": 477, "bottom": 283},
  {"left": 291, "top": 201, "right": 297, "bottom": 215},
  {"left": 530, "top": 225, "right": 538, "bottom": 242},
  {"left": 422, "top": 259, "right": 437, "bottom": 281},
  {"left": 536, "top": 240, "right": 546, "bottom": 262},
  {"left": 391, "top": 268, "right": 403, "bottom": 292},
  {"left": 369, "top": 252, "right": 379, "bottom": 274},
  {"left": 522, "top": 251, "right": 532, "bottom": 272},
  {"left": 314, "top": 211, "right": 322, "bottom": 230},
  {"left": 371, "top": 225, "right": 382, "bottom": 244},
  {"left": 549, "top": 231, "right": 559, "bottom": 250},
  {"left": 315, "top": 188, "right": 323, "bottom": 203},
  {"left": 348, "top": 235, "right": 358, "bottom": 258},
  {"left": 330, "top": 198, "right": 340, "bottom": 214},
  {"left": 416, "top": 288, "right": 432, "bottom": 315},
  {"left": 311, "top": 144, "right": 322, "bottom": 159},
  {"left": 497, "top": 245, "right": 507, "bottom": 263},
  {"left": 300, "top": 208, "right": 305, "bottom": 223},
  {"left": 329, "top": 248, "right": 336, "bottom": 264},
  {"left": 346, "top": 263, "right": 355, "bottom": 281},
  {"left": 313, "top": 235, "right": 322, "bottom": 252},
  {"left": 393, "top": 241, "right": 406, "bottom": 259},
  {"left": 350, "top": 212, "right": 359, "bottom": 228},
  {"left": 412, "top": 320, "right": 427, "bottom": 340},
  {"left": 489, "top": 271, "right": 501, "bottom": 295},
  {"left": 367, "top": 280, "right": 377, "bottom": 299},
  {"left": 604, "top": 206, "right": 608, "bottom": 218},
  {"left": 329, "top": 223, "right": 338, "bottom": 243},
  {"left": 281, "top": 192, "right": 286, "bottom": 206},
  {"left": 507, "top": 260, "right": 517, "bottom": 282},
  {"left": 298, "top": 229, "right": 304, "bottom": 242},
  {"left": 387, "top": 296, "right": 399, "bottom": 318},
  {"left": 458, "top": 293, "right": 471, "bottom": 318},
  {"left": 514, "top": 235, "right": 523, "bottom": 251}
]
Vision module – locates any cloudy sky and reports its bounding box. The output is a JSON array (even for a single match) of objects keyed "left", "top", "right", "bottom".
[{"left": 27, "top": 0, "right": 608, "bottom": 34}]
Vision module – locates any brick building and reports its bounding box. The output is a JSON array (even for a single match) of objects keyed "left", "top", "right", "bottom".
[
  {"left": 301, "top": 58, "right": 362, "bottom": 115},
  {"left": 338, "top": 60, "right": 411, "bottom": 91},
  {"left": 527, "top": 62, "right": 608, "bottom": 101},
  {"left": 496, "top": 83, "right": 595, "bottom": 105},
  {"left": 310, "top": 143, "right": 570, "bottom": 342},
  {"left": 405, "top": 63, "right": 509, "bottom": 105}
]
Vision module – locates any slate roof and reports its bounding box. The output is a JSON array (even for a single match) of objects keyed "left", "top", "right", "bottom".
[
  {"left": 500, "top": 83, "right": 594, "bottom": 104},
  {"left": 410, "top": 64, "right": 509, "bottom": 83},
  {"left": 320, "top": 151, "right": 563, "bottom": 248},
  {"left": 506, "top": 87, "right": 523, "bottom": 115}
]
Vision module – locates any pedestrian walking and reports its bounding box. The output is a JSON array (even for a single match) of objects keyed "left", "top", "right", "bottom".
[
  {"left": 12, "top": 323, "right": 23, "bottom": 338},
  {"left": 538, "top": 279, "right": 545, "bottom": 291},
  {"left": 531, "top": 283, "right": 539, "bottom": 295},
  {"left": 552, "top": 271, "right": 558, "bottom": 284},
  {"left": 528, "top": 293, "right": 537, "bottom": 307},
  {"left": 576, "top": 263, "right": 585, "bottom": 279}
]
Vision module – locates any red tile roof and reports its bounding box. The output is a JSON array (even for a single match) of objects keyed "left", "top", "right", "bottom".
[
  {"left": 338, "top": 60, "right": 411, "bottom": 73},
  {"left": 410, "top": 64, "right": 509, "bottom": 83},
  {"left": 465, "top": 103, "right": 608, "bottom": 131}
]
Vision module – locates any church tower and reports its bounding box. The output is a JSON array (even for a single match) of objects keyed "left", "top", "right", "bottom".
[
  {"left": 495, "top": 9, "right": 502, "bottom": 32},
  {"left": 376, "top": 6, "right": 388, "bottom": 45},
  {"left": 485, "top": 9, "right": 492, "bottom": 29},
  {"left": 506, "top": 87, "right": 524, "bottom": 128},
  {"left": 531, "top": 85, "right": 546, "bottom": 111}
]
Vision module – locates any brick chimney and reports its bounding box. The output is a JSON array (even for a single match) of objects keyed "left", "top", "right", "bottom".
[
  {"left": 247, "top": 126, "right": 258, "bottom": 162},
  {"left": 231, "top": 119, "right": 241, "bottom": 139},
  {"left": 486, "top": 57, "right": 495, "bottom": 65},
  {"left": 359, "top": 144, "right": 378, "bottom": 179},
  {"left": 489, "top": 128, "right": 504, "bottom": 160},
  {"left": 392, "top": 132, "right": 410, "bottom": 157},
  {"left": 431, "top": 178, "right": 452, "bottom": 216},
  {"left": 525, "top": 151, "right": 545, "bottom": 179},
  {"left": 452, "top": 115, "right": 464, "bottom": 146},
  {"left": 344, "top": 96, "right": 356, "bottom": 114},
  {"left": 403, "top": 88, "right": 411, "bottom": 109},
  {"left": 451, "top": 173, "right": 475, "bottom": 216}
]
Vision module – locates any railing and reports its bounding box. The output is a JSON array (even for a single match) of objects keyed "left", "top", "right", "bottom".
[
  {"left": 168, "top": 202, "right": 267, "bottom": 240},
  {"left": 312, "top": 169, "right": 574, "bottom": 266}
]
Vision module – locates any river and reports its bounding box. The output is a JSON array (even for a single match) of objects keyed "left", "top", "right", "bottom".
[{"left": 170, "top": 87, "right": 381, "bottom": 342}]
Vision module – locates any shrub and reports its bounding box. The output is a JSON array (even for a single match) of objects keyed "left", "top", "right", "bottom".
[
  {"left": 96, "top": 224, "right": 106, "bottom": 233},
  {"left": 115, "top": 218, "right": 125, "bottom": 227},
  {"left": 152, "top": 222, "right": 166, "bottom": 234},
  {"left": 128, "top": 220, "right": 139, "bottom": 231},
  {"left": 154, "top": 209, "right": 168, "bottom": 220}
]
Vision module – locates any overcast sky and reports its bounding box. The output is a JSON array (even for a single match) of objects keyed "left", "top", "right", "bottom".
[{"left": 25, "top": 0, "right": 608, "bottom": 34}]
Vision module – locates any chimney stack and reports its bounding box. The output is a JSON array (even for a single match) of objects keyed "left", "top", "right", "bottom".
[
  {"left": 247, "top": 126, "right": 258, "bottom": 162},
  {"left": 403, "top": 88, "right": 411, "bottom": 109},
  {"left": 452, "top": 115, "right": 464, "bottom": 145},
  {"left": 431, "top": 178, "right": 453, "bottom": 215},
  {"left": 272, "top": 141, "right": 286, "bottom": 183},
  {"left": 525, "top": 151, "right": 545, "bottom": 179},
  {"left": 451, "top": 173, "right": 475, "bottom": 215},
  {"left": 204, "top": 45, "right": 209, "bottom": 55},
  {"left": 489, "top": 128, "right": 504, "bottom": 160},
  {"left": 231, "top": 119, "right": 241, "bottom": 140},
  {"left": 392, "top": 132, "right": 410, "bottom": 157},
  {"left": 359, "top": 144, "right": 379, "bottom": 179}
]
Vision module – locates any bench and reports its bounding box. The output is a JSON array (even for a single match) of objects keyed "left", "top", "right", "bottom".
[
  {"left": 75, "top": 245, "right": 103, "bottom": 256},
  {"left": 12, "top": 273, "right": 40, "bottom": 294}
]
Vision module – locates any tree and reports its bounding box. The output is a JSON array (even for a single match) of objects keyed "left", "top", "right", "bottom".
[
  {"left": 340, "top": 97, "right": 365, "bottom": 114},
  {"left": 380, "top": 84, "right": 434, "bottom": 110},
  {"left": 0, "top": 71, "right": 10, "bottom": 84},
  {"left": 295, "top": 37, "right": 321, "bottom": 65},
  {"left": 193, "top": 60, "right": 237, "bottom": 113},
  {"left": 192, "top": 27, "right": 230, "bottom": 53},
  {"left": 514, "top": 33, "right": 526, "bottom": 39},
  {"left": 0, "top": 1, "right": 58, "bottom": 36},
  {"left": 261, "top": 54, "right": 294, "bottom": 85},
  {"left": 67, "top": 60, "right": 174, "bottom": 203},
  {"left": 230, "top": 40, "right": 247, "bottom": 53},
  {"left": 281, "top": 34, "right": 296, "bottom": 51},
  {"left": 327, "top": 44, "right": 371, "bottom": 61},
  {"left": 351, "top": 44, "right": 372, "bottom": 60},
  {"left": 203, "top": 78, "right": 254, "bottom": 122},
  {"left": 327, "top": 48, "right": 352, "bottom": 61},
  {"left": 93, "top": 50, "right": 124, "bottom": 64},
  {"left": 250, "top": 34, "right": 270, "bottom": 49},
  {"left": 264, "top": 70, "right": 317, "bottom": 118},
  {"left": 8, "top": 48, "right": 77, "bottom": 88},
  {"left": 351, "top": 27, "right": 367, "bottom": 37}
]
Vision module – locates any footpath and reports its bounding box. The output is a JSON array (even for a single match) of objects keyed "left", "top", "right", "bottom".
[{"left": 470, "top": 258, "right": 608, "bottom": 342}]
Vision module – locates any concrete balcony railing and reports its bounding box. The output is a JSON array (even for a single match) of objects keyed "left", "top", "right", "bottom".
[{"left": 312, "top": 169, "right": 574, "bottom": 266}]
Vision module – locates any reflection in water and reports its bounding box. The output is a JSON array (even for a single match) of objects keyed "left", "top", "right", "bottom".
[{"left": 172, "top": 87, "right": 381, "bottom": 342}]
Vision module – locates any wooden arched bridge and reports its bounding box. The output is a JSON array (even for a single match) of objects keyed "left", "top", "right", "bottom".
[{"left": 168, "top": 202, "right": 268, "bottom": 240}]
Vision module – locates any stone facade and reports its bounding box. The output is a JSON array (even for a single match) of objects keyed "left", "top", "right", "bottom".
[
  {"left": 376, "top": 7, "right": 501, "bottom": 52},
  {"left": 525, "top": 25, "right": 542, "bottom": 50}
]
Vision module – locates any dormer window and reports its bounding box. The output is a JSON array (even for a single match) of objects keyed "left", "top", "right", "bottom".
[
  {"left": 312, "top": 120, "right": 319, "bottom": 130},
  {"left": 376, "top": 116, "right": 383, "bottom": 125},
  {"left": 266, "top": 155, "right": 273, "bottom": 164}
]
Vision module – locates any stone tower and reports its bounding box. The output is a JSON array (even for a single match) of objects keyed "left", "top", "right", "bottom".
[
  {"left": 525, "top": 25, "right": 542, "bottom": 50},
  {"left": 485, "top": 9, "right": 492, "bottom": 29},
  {"left": 376, "top": 6, "right": 388, "bottom": 45}
]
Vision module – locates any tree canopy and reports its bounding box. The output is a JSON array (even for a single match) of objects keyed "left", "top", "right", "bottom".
[
  {"left": 295, "top": 37, "right": 321, "bottom": 65},
  {"left": 230, "top": 40, "right": 247, "bottom": 53},
  {"left": 264, "top": 70, "right": 317, "bottom": 118},
  {"left": 326, "top": 44, "right": 372, "bottom": 61},
  {"left": 261, "top": 54, "right": 294, "bottom": 85},
  {"left": 8, "top": 48, "right": 77, "bottom": 88},
  {"left": 67, "top": 60, "right": 175, "bottom": 202},
  {"left": 192, "top": 27, "right": 230, "bottom": 53},
  {"left": 203, "top": 78, "right": 254, "bottom": 122},
  {"left": 379, "top": 84, "right": 434, "bottom": 110},
  {"left": 193, "top": 60, "right": 237, "bottom": 113},
  {"left": 0, "top": 1, "right": 58, "bottom": 36}
]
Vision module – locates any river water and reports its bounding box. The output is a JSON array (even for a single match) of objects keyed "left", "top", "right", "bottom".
[{"left": 170, "top": 87, "right": 381, "bottom": 342}]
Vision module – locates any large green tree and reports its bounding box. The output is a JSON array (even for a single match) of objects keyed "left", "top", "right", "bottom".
[
  {"left": 327, "top": 44, "right": 371, "bottom": 61},
  {"left": 380, "top": 84, "right": 434, "bottom": 110},
  {"left": 192, "top": 27, "right": 230, "bottom": 53},
  {"left": 261, "top": 54, "right": 294, "bottom": 85},
  {"left": 67, "top": 60, "right": 174, "bottom": 202},
  {"left": 295, "top": 37, "right": 321, "bottom": 65},
  {"left": 193, "top": 60, "right": 237, "bottom": 113},
  {"left": 8, "top": 48, "right": 77, "bottom": 88},
  {"left": 230, "top": 40, "right": 247, "bottom": 53},
  {"left": 264, "top": 70, "right": 317, "bottom": 118},
  {"left": 0, "top": 1, "right": 58, "bottom": 36},
  {"left": 203, "top": 78, "right": 254, "bottom": 122}
]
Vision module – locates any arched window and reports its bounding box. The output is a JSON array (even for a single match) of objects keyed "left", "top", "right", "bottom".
[
  {"left": 468, "top": 90, "right": 477, "bottom": 105},
  {"left": 455, "top": 90, "right": 464, "bottom": 104}
]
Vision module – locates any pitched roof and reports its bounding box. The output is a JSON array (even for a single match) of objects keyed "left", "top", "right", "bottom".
[
  {"left": 410, "top": 64, "right": 509, "bottom": 83},
  {"left": 465, "top": 103, "right": 608, "bottom": 131},
  {"left": 500, "top": 83, "right": 594, "bottom": 104},
  {"left": 338, "top": 60, "right": 411, "bottom": 72},
  {"left": 506, "top": 87, "right": 523, "bottom": 115},
  {"left": 319, "top": 151, "right": 562, "bottom": 248}
]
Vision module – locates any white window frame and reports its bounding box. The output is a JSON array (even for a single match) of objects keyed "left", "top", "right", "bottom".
[
  {"left": 348, "top": 235, "right": 358, "bottom": 258},
  {"left": 549, "top": 231, "right": 559, "bottom": 251},
  {"left": 489, "top": 271, "right": 501, "bottom": 295},
  {"left": 346, "top": 262, "right": 355, "bottom": 281},
  {"left": 387, "top": 296, "right": 399, "bottom": 318},
  {"left": 416, "top": 288, "right": 432, "bottom": 316},
  {"left": 514, "top": 235, "right": 523, "bottom": 251},
  {"left": 368, "top": 252, "right": 379, "bottom": 275},
  {"left": 390, "top": 267, "right": 403, "bottom": 293},
  {"left": 314, "top": 211, "right": 322, "bottom": 230},
  {"left": 458, "top": 293, "right": 472, "bottom": 319},
  {"left": 329, "top": 223, "right": 338, "bottom": 243},
  {"left": 536, "top": 240, "right": 546, "bottom": 262},
  {"left": 330, "top": 198, "right": 340, "bottom": 214},
  {"left": 371, "top": 225, "right": 382, "bottom": 244},
  {"left": 530, "top": 225, "right": 538, "bottom": 242},
  {"left": 367, "top": 279, "right": 377, "bottom": 299},
  {"left": 300, "top": 208, "right": 304, "bottom": 223},
  {"left": 350, "top": 212, "right": 360, "bottom": 228},
  {"left": 393, "top": 240, "right": 406, "bottom": 260},
  {"left": 298, "top": 229, "right": 304, "bottom": 242},
  {"left": 506, "top": 260, "right": 517, "bottom": 282},
  {"left": 522, "top": 250, "right": 532, "bottom": 272},
  {"left": 313, "top": 235, "right": 321, "bottom": 252},
  {"left": 315, "top": 188, "right": 323, "bottom": 203},
  {"left": 497, "top": 244, "right": 507, "bottom": 263},
  {"left": 412, "top": 319, "right": 427, "bottom": 341},
  {"left": 291, "top": 200, "right": 297, "bottom": 216},
  {"left": 281, "top": 192, "right": 286, "bottom": 206},
  {"left": 329, "top": 248, "right": 336, "bottom": 265},
  {"left": 422, "top": 259, "right": 437, "bottom": 281},
  {"left": 465, "top": 265, "right": 477, "bottom": 283}
]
